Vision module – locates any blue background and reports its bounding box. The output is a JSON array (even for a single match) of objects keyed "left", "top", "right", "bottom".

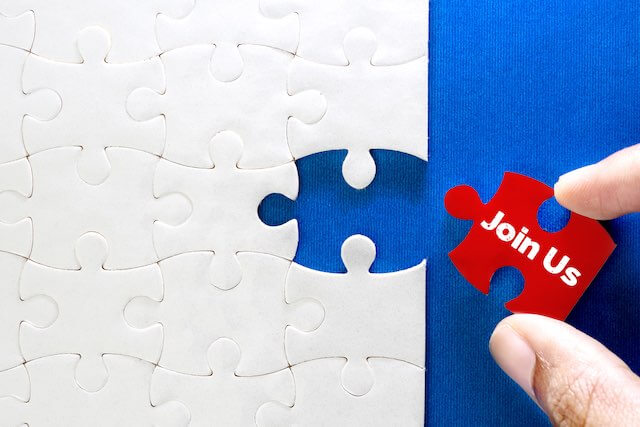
[{"left": 261, "top": 1, "right": 640, "bottom": 425}]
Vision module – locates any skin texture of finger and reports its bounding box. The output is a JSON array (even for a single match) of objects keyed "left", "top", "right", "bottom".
[
  {"left": 554, "top": 143, "right": 640, "bottom": 220},
  {"left": 490, "top": 314, "right": 640, "bottom": 426}
]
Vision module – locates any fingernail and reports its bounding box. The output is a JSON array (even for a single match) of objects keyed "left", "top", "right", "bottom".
[
  {"left": 490, "top": 324, "right": 536, "bottom": 400},
  {"left": 557, "top": 164, "right": 595, "bottom": 184}
]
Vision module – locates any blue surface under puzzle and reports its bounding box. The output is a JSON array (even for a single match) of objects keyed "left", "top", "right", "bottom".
[{"left": 262, "top": 0, "right": 640, "bottom": 425}]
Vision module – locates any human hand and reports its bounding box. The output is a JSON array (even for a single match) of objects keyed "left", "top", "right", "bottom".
[{"left": 489, "top": 144, "right": 640, "bottom": 426}]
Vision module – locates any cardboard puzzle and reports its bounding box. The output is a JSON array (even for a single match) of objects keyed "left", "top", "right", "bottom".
[
  {"left": 0, "top": 0, "right": 427, "bottom": 425},
  {"left": 286, "top": 235, "right": 425, "bottom": 397},
  {"left": 445, "top": 172, "right": 616, "bottom": 320}
]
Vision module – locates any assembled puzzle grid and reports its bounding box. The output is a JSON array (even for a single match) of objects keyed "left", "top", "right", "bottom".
[{"left": 0, "top": 1, "right": 428, "bottom": 425}]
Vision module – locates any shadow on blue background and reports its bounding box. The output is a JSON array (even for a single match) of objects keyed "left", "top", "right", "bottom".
[{"left": 262, "top": 1, "right": 640, "bottom": 425}]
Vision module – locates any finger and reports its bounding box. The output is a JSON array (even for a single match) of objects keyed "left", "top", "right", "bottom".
[
  {"left": 490, "top": 314, "right": 640, "bottom": 426},
  {"left": 554, "top": 144, "right": 640, "bottom": 220}
]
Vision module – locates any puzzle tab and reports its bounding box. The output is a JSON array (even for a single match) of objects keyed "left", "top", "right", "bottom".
[{"left": 445, "top": 172, "right": 616, "bottom": 320}]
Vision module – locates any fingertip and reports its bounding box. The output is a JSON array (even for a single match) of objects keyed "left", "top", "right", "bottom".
[
  {"left": 489, "top": 319, "right": 537, "bottom": 400},
  {"left": 553, "top": 164, "right": 605, "bottom": 219},
  {"left": 554, "top": 144, "right": 640, "bottom": 220}
]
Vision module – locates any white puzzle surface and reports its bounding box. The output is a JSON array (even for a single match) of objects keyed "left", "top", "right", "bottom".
[
  {"left": 0, "top": 0, "right": 428, "bottom": 425},
  {"left": 285, "top": 235, "right": 426, "bottom": 397}
]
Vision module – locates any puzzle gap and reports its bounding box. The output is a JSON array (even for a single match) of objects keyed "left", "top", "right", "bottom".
[
  {"left": 537, "top": 197, "right": 571, "bottom": 233},
  {"left": 258, "top": 193, "right": 296, "bottom": 227},
  {"left": 260, "top": 150, "right": 429, "bottom": 274},
  {"left": 487, "top": 266, "right": 525, "bottom": 314}
]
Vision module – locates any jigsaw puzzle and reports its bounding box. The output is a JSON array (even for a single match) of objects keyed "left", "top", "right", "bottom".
[
  {"left": 0, "top": 44, "right": 61, "bottom": 164},
  {"left": 0, "top": 354, "right": 189, "bottom": 426},
  {"left": 0, "top": 147, "right": 190, "bottom": 269},
  {"left": 0, "top": 158, "right": 32, "bottom": 256},
  {"left": 261, "top": 0, "right": 428, "bottom": 65},
  {"left": 156, "top": 0, "right": 298, "bottom": 82},
  {"left": 22, "top": 26, "right": 165, "bottom": 184},
  {"left": 125, "top": 251, "right": 323, "bottom": 376},
  {"left": 0, "top": 0, "right": 427, "bottom": 425},
  {"left": 0, "top": 10, "right": 34, "bottom": 50},
  {"left": 256, "top": 357, "right": 425, "bottom": 426},
  {"left": 151, "top": 338, "right": 295, "bottom": 426},
  {"left": 0, "top": 0, "right": 193, "bottom": 62},
  {"left": 288, "top": 27, "right": 427, "bottom": 189},
  {"left": 445, "top": 172, "right": 616, "bottom": 320},
  {"left": 126, "top": 44, "right": 325, "bottom": 169},
  {"left": 20, "top": 232, "right": 163, "bottom": 392},
  {"left": 286, "top": 235, "right": 425, "bottom": 396},
  {"left": 152, "top": 131, "right": 299, "bottom": 289},
  {"left": 0, "top": 252, "right": 57, "bottom": 372}
]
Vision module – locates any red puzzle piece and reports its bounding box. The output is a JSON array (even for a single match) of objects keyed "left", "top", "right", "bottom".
[{"left": 445, "top": 172, "right": 615, "bottom": 320}]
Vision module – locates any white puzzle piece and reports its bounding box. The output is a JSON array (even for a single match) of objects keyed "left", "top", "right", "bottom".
[
  {"left": 151, "top": 338, "right": 294, "bottom": 427},
  {"left": 0, "top": 252, "right": 57, "bottom": 371},
  {"left": 126, "top": 251, "right": 323, "bottom": 376},
  {"left": 286, "top": 235, "right": 425, "bottom": 396},
  {"left": 0, "top": 363, "right": 30, "bottom": 427},
  {"left": 127, "top": 44, "right": 326, "bottom": 169},
  {"left": 22, "top": 26, "right": 165, "bottom": 185},
  {"left": 153, "top": 131, "right": 299, "bottom": 289},
  {"left": 156, "top": 0, "right": 298, "bottom": 82},
  {"left": 256, "top": 357, "right": 425, "bottom": 427},
  {"left": 0, "top": 0, "right": 192, "bottom": 62},
  {"left": 19, "top": 232, "right": 163, "bottom": 392},
  {"left": 0, "top": 157, "right": 33, "bottom": 257},
  {"left": 0, "top": 45, "right": 61, "bottom": 164},
  {"left": 288, "top": 27, "right": 427, "bottom": 189},
  {"left": 0, "top": 10, "right": 34, "bottom": 50},
  {"left": 0, "top": 147, "right": 190, "bottom": 269},
  {"left": 0, "top": 362, "right": 29, "bottom": 401},
  {"left": 0, "top": 354, "right": 190, "bottom": 427},
  {"left": 262, "top": 0, "right": 427, "bottom": 65}
]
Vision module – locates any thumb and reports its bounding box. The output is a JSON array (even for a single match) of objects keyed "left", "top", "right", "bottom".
[
  {"left": 554, "top": 144, "right": 640, "bottom": 220},
  {"left": 490, "top": 314, "right": 640, "bottom": 426}
]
